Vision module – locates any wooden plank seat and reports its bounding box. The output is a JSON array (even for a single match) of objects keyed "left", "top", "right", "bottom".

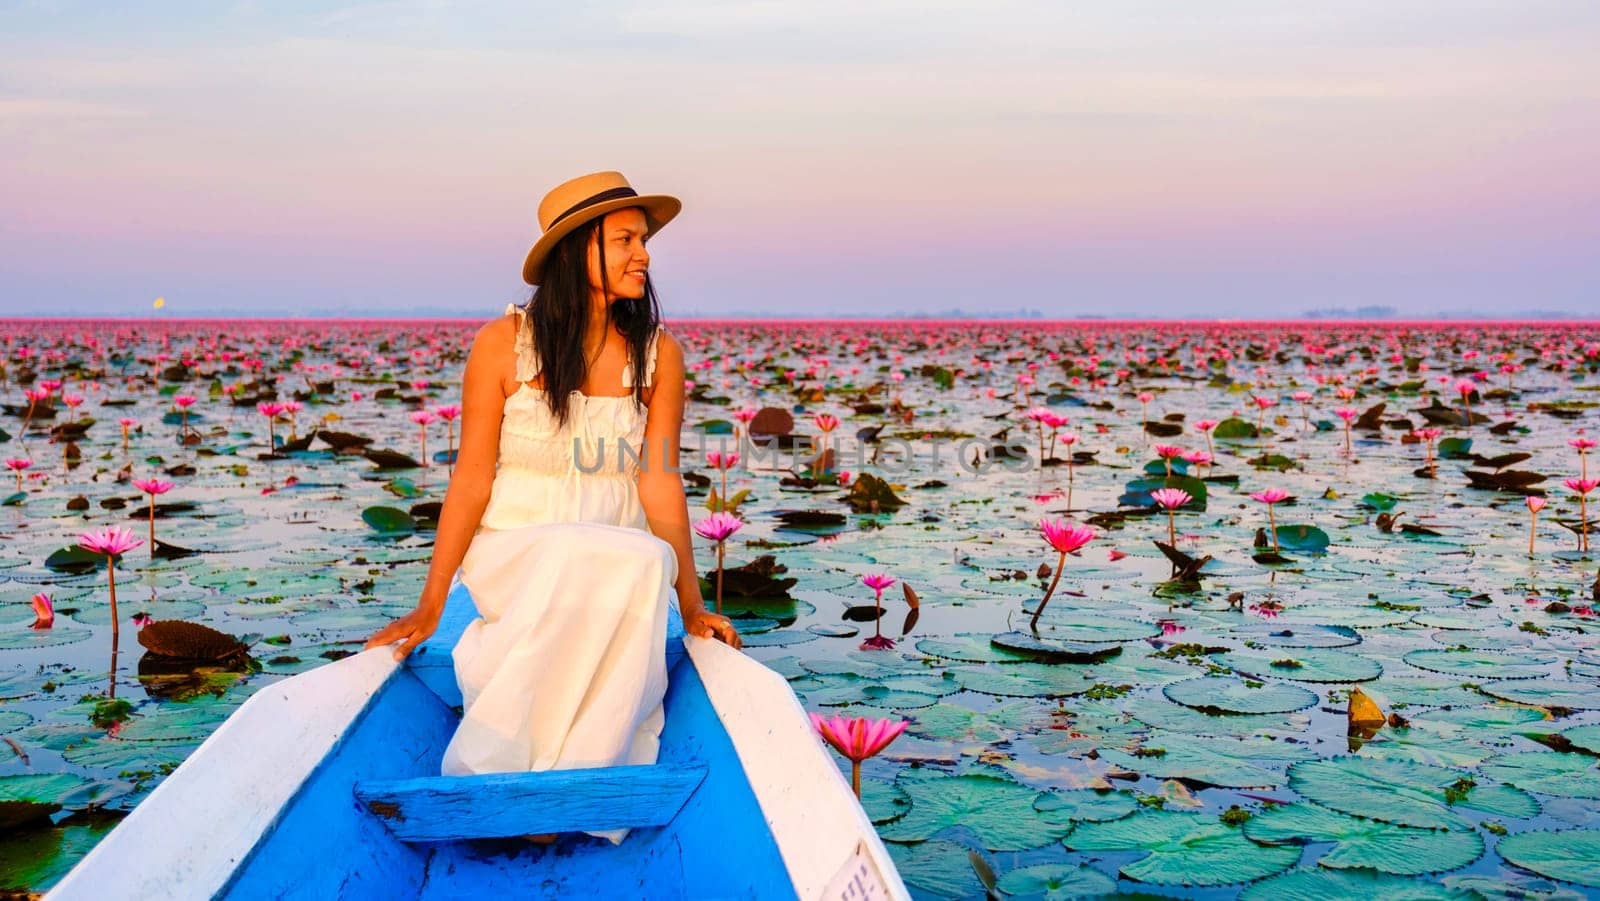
[
  {"left": 406, "top": 578, "right": 688, "bottom": 708},
  {"left": 353, "top": 763, "right": 709, "bottom": 842}
]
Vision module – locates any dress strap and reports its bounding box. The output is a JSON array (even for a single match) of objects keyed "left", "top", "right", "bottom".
[
  {"left": 623, "top": 325, "right": 666, "bottom": 389},
  {"left": 504, "top": 303, "right": 542, "bottom": 382}
]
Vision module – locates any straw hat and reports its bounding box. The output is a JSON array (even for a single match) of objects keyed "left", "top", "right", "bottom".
[{"left": 520, "top": 170, "right": 681, "bottom": 285}]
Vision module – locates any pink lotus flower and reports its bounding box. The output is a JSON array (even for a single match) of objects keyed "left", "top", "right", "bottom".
[
  {"left": 433, "top": 405, "right": 463, "bottom": 473},
  {"left": 257, "top": 401, "right": 284, "bottom": 450},
  {"left": 1251, "top": 489, "right": 1290, "bottom": 552},
  {"left": 813, "top": 413, "right": 840, "bottom": 433},
  {"left": 133, "top": 478, "right": 174, "bottom": 554},
  {"left": 1108, "top": 548, "right": 1128, "bottom": 561},
  {"left": 1030, "top": 518, "right": 1096, "bottom": 630},
  {"left": 1194, "top": 419, "right": 1218, "bottom": 432},
  {"left": 173, "top": 394, "right": 197, "bottom": 408},
  {"left": 1150, "top": 488, "right": 1191, "bottom": 547},
  {"left": 706, "top": 451, "right": 740, "bottom": 470},
  {"left": 693, "top": 512, "right": 744, "bottom": 615},
  {"left": 1150, "top": 487, "right": 1192, "bottom": 510},
  {"left": 131, "top": 612, "right": 153, "bottom": 628},
  {"left": 808, "top": 712, "right": 908, "bottom": 797},
  {"left": 858, "top": 572, "right": 899, "bottom": 650},
  {"left": 693, "top": 511, "right": 743, "bottom": 543},
  {"left": 79, "top": 525, "right": 142, "bottom": 557},
  {"left": 1527, "top": 495, "right": 1547, "bottom": 555},
  {"left": 5, "top": 458, "right": 31, "bottom": 492},
  {"left": 30, "top": 592, "right": 53, "bottom": 630},
  {"left": 1568, "top": 478, "right": 1599, "bottom": 552},
  {"left": 1574, "top": 438, "right": 1597, "bottom": 479},
  {"left": 1334, "top": 408, "right": 1358, "bottom": 422},
  {"left": 78, "top": 526, "right": 142, "bottom": 639},
  {"left": 1041, "top": 518, "right": 1096, "bottom": 555},
  {"left": 132, "top": 478, "right": 173, "bottom": 495}
]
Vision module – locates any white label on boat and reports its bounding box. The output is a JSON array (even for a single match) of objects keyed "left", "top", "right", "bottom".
[{"left": 821, "top": 840, "right": 892, "bottom": 901}]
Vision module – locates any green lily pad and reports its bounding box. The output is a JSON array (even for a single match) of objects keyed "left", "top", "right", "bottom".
[
  {"left": 1497, "top": 829, "right": 1600, "bottom": 888},
  {"left": 885, "top": 839, "right": 987, "bottom": 899},
  {"left": 360, "top": 505, "right": 414, "bottom": 534},
  {"left": 909, "top": 703, "right": 1015, "bottom": 744},
  {"left": 1557, "top": 724, "right": 1600, "bottom": 755},
  {"left": 858, "top": 777, "right": 910, "bottom": 825},
  {"left": 1481, "top": 680, "right": 1600, "bottom": 710},
  {"left": 1032, "top": 789, "right": 1138, "bottom": 824},
  {"left": 1288, "top": 756, "right": 1539, "bottom": 830},
  {"left": 1027, "top": 613, "right": 1159, "bottom": 643},
  {"left": 1226, "top": 647, "right": 1382, "bottom": 683},
  {"left": 996, "top": 863, "right": 1117, "bottom": 900},
  {"left": 1065, "top": 809, "right": 1300, "bottom": 886},
  {"left": 1403, "top": 649, "right": 1552, "bottom": 680},
  {"left": 877, "top": 771, "right": 1069, "bottom": 850},
  {"left": 1478, "top": 752, "right": 1600, "bottom": 799},
  {"left": 1241, "top": 868, "right": 1482, "bottom": 900},
  {"left": 1163, "top": 676, "right": 1319, "bottom": 715},
  {"left": 0, "top": 626, "right": 94, "bottom": 650},
  {"left": 1275, "top": 524, "right": 1330, "bottom": 553},
  {"left": 1242, "top": 801, "right": 1484, "bottom": 875}
]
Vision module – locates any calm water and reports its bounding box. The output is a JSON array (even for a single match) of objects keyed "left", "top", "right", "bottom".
[{"left": 1, "top": 318, "right": 1597, "bottom": 898}]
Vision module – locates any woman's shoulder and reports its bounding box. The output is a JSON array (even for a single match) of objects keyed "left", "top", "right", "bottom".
[{"left": 467, "top": 304, "right": 522, "bottom": 354}]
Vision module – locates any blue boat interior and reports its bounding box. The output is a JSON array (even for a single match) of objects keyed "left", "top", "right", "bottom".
[{"left": 219, "top": 580, "right": 798, "bottom": 900}]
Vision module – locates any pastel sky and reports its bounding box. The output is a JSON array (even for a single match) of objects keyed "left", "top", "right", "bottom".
[{"left": 3, "top": 0, "right": 1597, "bottom": 319}]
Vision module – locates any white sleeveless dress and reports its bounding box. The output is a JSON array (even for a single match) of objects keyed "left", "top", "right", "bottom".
[{"left": 440, "top": 303, "right": 680, "bottom": 845}]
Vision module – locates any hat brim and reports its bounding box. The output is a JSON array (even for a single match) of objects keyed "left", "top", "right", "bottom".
[{"left": 521, "top": 194, "right": 681, "bottom": 286}]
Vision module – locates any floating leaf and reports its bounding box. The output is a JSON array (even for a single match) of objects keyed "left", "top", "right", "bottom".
[
  {"left": 1163, "top": 676, "right": 1319, "bottom": 715},
  {"left": 877, "top": 771, "right": 1069, "bottom": 850},
  {"left": 995, "top": 864, "right": 1117, "bottom": 900},
  {"left": 1065, "top": 809, "right": 1299, "bottom": 886},
  {"left": 1497, "top": 829, "right": 1600, "bottom": 888},
  {"left": 1288, "top": 756, "right": 1539, "bottom": 830},
  {"left": 1242, "top": 868, "right": 1481, "bottom": 900},
  {"left": 1242, "top": 801, "right": 1484, "bottom": 875},
  {"left": 1478, "top": 752, "right": 1600, "bottom": 799}
]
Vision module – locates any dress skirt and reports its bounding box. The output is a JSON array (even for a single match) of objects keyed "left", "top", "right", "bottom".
[{"left": 440, "top": 519, "right": 679, "bottom": 845}]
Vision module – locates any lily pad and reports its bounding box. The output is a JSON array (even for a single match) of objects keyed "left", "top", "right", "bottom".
[
  {"left": 1288, "top": 756, "right": 1539, "bottom": 830},
  {"left": 1497, "top": 828, "right": 1600, "bottom": 887},
  {"left": 877, "top": 771, "right": 1069, "bottom": 850},
  {"left": 1241, "top": 868, "right": 1481, "bottom": 900},
  {"left": 1242, "top": 801, "right": 1484, "bottom": 875},
  {"left": 1478, "top": 752, "right": 1600, "bottom": 799},
  {"left": 1163, "top": 676, "right": 1319, "bottom": 715},
  {"left": 1064, "top": 808, "right": 1300, "bottom": 886},
  {"left": 996, "top": 863, "right": 1117, "bottom": 900}
]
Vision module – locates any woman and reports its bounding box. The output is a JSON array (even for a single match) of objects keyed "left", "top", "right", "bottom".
[{"left": 363, "top": 170, "right": 742, "bottom": 844}]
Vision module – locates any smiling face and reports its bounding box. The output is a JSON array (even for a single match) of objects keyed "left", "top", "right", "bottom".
[{"left": 586, "top": 206, "right": 651, "bottom": 302}]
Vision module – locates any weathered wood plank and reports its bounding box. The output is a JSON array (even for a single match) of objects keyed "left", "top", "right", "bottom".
[{"left": 354, "top": 763, "right": 708, "bottom": 841}]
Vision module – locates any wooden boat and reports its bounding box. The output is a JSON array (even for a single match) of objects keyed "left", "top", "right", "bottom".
[{"left": 48, "top": 579, "right": 909, "bottom": 900}]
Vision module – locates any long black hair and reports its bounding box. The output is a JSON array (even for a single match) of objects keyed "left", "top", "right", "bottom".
[{"left": 518, "top": 209, "right": 663, "bottom": 430}]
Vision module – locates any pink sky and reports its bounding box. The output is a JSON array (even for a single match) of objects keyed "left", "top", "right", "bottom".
[{"left": 3, "top": 1, "right": 1597, "bottom": 318}]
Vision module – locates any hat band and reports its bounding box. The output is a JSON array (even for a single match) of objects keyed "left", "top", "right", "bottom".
[{"left": 547, "top": 186, "right": 640, "bottom": 230}]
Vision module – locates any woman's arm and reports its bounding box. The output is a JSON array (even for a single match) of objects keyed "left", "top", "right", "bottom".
[
  {"left": 364, "top": 316, "right": 510, "bottom": 659},
  {"left": 637, "top": 330, "right": 742, "bottom": 649}
]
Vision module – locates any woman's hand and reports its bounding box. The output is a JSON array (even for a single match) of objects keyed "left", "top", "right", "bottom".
[
  {"left": 363, "top": 602, "right": 443, "bottom": 661},
  {"left": 683, "top": 609, "right": 742, "bottom": 650}
]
